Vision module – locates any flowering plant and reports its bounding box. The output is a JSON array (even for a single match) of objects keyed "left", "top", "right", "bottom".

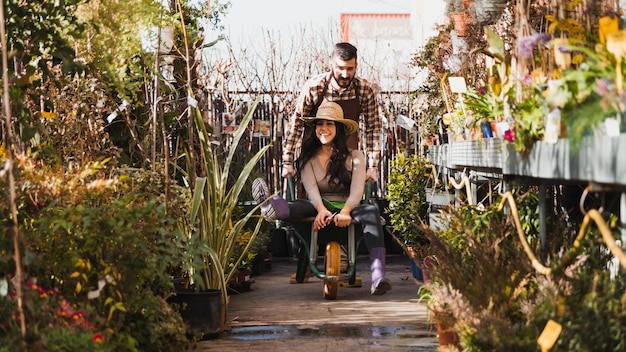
[
  {"left": 462, "top": 84, "right": 504, "bottom": 122},
  {"left": 229, "top": 231, "right": 257, "bottom": 272},
  {"left": 506, "top": 75, "right": 549, "bottom": 157},
  {"left": 515, "top": 33, "right": 551, "bottom": 60},
  {"left": 1, "top": 281, "right": 107, "bottom": 351},
  {"left": 543, "top": 43, "right": 625, "bottom": 146}
]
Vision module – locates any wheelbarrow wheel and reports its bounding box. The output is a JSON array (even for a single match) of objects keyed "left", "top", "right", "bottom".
[{"left": 323, "top": 241, "right": 341, "bottom": 300}]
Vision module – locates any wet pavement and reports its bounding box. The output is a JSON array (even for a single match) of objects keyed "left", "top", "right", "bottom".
[{"left": 189, "top": 253, "right": 439, "bottom": 351}]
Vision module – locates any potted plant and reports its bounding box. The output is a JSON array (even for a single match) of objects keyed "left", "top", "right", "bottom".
[
  {"left": 226, "top": 230, "right": 257, "bottom": 293},
  {"left": 445, "top": 0, "right": 469, "bottom": 37},
  {"left": 386, "top": 153, "right": 432, "bottom": 280},
  {"left": 442, "top": 109, "right": 467, "bottom": 141},
  {"left": 469, "top": 0, "right": 509, "bottom": 25},
  {"left": 411, "top": 85, "right": 447, "bottom": 145},
  {"left": 171, "top": 95, "right": 270, "bottom": 338},
  {"left": 418, "top": 190, "right": 552, "bottom": 350},
  {"left": 543, "top": 41, "right": 626, "bottom": 146},
  {"left": 417, "top": 284, "right": 460, "bottom": 351}
]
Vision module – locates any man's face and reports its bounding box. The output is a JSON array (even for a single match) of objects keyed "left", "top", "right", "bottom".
[{"left": 330, "top": 57, "right": 357, "bottom": 88}]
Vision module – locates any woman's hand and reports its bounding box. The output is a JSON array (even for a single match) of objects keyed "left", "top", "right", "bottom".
[
  {"left": 333, "top": 212, "right": 352, "bottom": 228},
  {"left": 314, "top": 209, "right": 333, "bottom": 231}
]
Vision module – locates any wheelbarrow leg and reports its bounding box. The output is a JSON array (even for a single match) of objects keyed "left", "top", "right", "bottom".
[
  {"left": 323, "top": 241, "right": 341, "bottom": 300},
  {"left": 294, "top": 247, "right": 309, "bottom": 283}
]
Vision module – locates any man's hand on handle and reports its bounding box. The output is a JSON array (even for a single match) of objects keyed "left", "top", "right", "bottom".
[
  {"left": 365, "top": 167, "right": 378, "bottom": 183},
  {"left": 282, "top": 164, "right": 295, "bottom": 178}
]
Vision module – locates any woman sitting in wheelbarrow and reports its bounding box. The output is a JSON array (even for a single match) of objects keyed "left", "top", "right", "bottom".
[{"left": 253, "top": 100, "right": 391, "bottom": 295}]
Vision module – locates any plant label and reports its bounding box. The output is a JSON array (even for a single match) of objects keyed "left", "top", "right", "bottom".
[{"left": 537, "top": 319, "right": 562, "bottom": 351}]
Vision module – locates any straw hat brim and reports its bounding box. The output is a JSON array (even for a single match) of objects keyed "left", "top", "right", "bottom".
[{"left": 302, "top": 116, "right": 359, "bottom": 135}]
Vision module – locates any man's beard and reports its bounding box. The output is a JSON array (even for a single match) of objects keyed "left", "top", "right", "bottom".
[{"left": 333, "top": 73, "right": 353, "bottom": 88}]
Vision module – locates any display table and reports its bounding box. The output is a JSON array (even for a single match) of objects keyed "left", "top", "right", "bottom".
[
  {"left": 429, "top": 134, "right": 626, "bottom": 188},
  {"left": 501, "top": 135, "right": 626, "bottom": 189},
  {"left": 427, "top": 134, "right": 626, "bottom": 253},
  {"left": 429, "top": 139, "right": 502, "bottom": 171}
]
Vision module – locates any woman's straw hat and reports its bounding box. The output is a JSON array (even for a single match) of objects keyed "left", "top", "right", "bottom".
[{"left": 302, "top": 101, "right": 358, "bottom": 135}]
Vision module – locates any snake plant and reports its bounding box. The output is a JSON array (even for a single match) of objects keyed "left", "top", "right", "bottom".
[{"left": 183, "top": 95, "right": 270, "bottom": 314}]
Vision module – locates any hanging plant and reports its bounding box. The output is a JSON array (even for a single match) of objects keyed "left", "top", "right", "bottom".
[{"left": 469, "top": 0, "right": 509, "bottom": 25}]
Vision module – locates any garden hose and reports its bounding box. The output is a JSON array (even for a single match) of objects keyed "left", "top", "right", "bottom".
[
  {"left": 499, "top": 191, "right": 626, "bottom": 352},
  {"left": 573, "top": 208, "right": 626, "bottom": 270},
  {"left": 578, "top": 185, "right": 603, "bottom": 216},
  {"left": 499, "top": 191, "right": 626, "bottom": 276},
  {"left": 425, "top": 163, "right": 441, "bottom": 188},
  {"left": 498, "top": 192, "right": 552, "bottom": 275},
  {"left": 449, "top": 173, "right": 474, "bottom": 205}
]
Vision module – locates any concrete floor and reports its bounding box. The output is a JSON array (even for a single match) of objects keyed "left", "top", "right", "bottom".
[{"left": 189, "top": 253, "right": 440, "bottom": 351}]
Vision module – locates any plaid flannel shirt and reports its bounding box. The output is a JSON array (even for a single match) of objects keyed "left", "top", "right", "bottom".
[{"left": 282, "top": 72, "right": 382, "bottom": 169}]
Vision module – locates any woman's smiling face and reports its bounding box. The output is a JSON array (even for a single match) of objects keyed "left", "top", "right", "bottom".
[{"left": 315, "top": 119, "right": 336, "bottom": 145}]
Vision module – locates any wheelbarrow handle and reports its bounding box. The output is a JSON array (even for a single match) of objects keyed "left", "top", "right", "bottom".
[
  {"left": 286, "top": 175, "right": 374, "bottom": 204},
  {"left": 286, "top": 175, "right": 296, "bottom": 202}
]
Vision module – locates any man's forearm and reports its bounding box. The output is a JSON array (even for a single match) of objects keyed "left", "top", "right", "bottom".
[
  {"left": 365, "top": 135, "right": 381, "bottom": 169},
  {"left": 282, "top": 117, "right": 302, "bottom": 163}
]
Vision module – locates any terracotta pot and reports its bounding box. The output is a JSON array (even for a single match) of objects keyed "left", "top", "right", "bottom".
[
  {"left": 437, "top": 320, "right": 460, "bottom": 351},
  {"left": 453, "top": 12, "right": 468, "bottom": 37}
]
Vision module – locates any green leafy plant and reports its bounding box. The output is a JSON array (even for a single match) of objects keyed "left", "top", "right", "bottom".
[
  {"left": 507, "top": 78, "right": 549, "bottom": 157},
  {"left": 420, "top": 191, "right": 548, "bottom": 350},
  {"left": 529, "top": 212, "right": 626, "bottom": 351},
  {"left": 229, "top": 230, "right": 257, "bottom": 272},
  {"left": 462, "top": 85, "right": 504, "bottom": 122},
  {"left": 544, "top": 43, "right": 625, "bottom": 148},
  {"left": 411, "top": 84, "right": 446, "bottom": 141},
  {"left": 182, "top": 95, "right": 270, "bottom": 314},
  {"left": 0, "top": 282, "right": 108, "bottom": 352},
  {"left": 386, "top": 154, "right": 431, "bottom": 249},
  {"left": 0, "top": 157, "right": 189, "bottom": 351}
]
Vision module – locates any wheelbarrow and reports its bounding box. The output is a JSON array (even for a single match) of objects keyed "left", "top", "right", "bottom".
[{"left": 285, "top": 176, "right": 374, "bottom": 300}]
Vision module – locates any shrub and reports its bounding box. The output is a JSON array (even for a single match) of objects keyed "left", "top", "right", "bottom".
[
  {"left": 386, "top": 153, "right": 431, "bottom": 248},
  {"left": 0, "top": 158, "right": 190, "bottom": 351}
]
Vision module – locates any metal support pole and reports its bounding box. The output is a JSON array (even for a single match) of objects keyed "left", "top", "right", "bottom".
[
  {"left": 619, "top": 192, "right": 626, "bottom": 243},
  {"left": 539, "top": 183, "right": 547, "bottom": 261},
  {"left": 470, "top": 171, "right": 477, "bottom": 206}
]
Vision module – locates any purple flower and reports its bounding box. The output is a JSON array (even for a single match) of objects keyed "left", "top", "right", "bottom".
[
  {"left": 516, "top": 33, "right": 551, "bottom": 59},
  {"left": 594, "top": 78, "right": 611, "bottom": 97},
  {"left": 478, "top": 86, "right": 488, "bottom": 95},
  {"left": 556, "top": 44, "right": 571, "bottom": 53}
]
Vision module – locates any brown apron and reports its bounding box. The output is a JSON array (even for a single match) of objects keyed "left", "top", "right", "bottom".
[{"left": 309, "top": 75, "right": 361, "bottom": 150}]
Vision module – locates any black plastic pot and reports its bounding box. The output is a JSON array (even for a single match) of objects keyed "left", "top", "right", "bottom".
[{"left": 168, "top": 289, "right": 224, "bottom": 339}]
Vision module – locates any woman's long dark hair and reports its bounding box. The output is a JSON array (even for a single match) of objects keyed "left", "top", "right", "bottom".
[{"left": 295, "top": 121, "right": 352, "bottom": 197}]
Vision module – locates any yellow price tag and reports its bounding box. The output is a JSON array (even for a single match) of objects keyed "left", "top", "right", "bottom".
[
  {"left": 537, "top": 319, "right": 562, "bottom": 351},
  {"left": 599, "top": 16, "right": 620, "bottom": 44},
  {"left": 606, "top": 30, "right": 626, "bottom": 95},
  {"left": 607, "top": 30, "right": 626, "bottom": 58},
  {"left": 41, "top": 111, "right": 58, "bottom": 119}
]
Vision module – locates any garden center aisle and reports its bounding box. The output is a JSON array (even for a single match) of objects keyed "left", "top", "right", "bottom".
[{"left": 190, "top": 253, "right": 439, "bottom": 351}]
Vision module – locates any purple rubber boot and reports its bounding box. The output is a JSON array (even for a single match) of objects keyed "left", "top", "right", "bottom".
[
  {"left": 370, "top": 247, "right": 392, "bottom": 295},
  {"left": 269, "top": 195, "right": 290, "bottom": 220},
  {"left": 252, "top": 178, "right": 290, "bottom": 221}
]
